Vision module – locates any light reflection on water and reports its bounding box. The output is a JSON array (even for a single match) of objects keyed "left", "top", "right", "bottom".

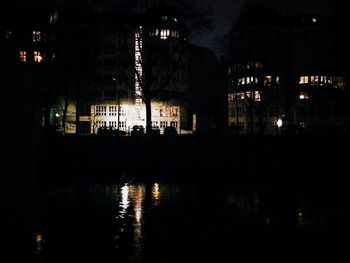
[{"left": 31, "top": 183, "right": 340, "bottom": 263}]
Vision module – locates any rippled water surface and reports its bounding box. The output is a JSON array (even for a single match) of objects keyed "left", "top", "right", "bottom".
[{"left": 3, "top": 181, "right": 347, "bottom": 263}]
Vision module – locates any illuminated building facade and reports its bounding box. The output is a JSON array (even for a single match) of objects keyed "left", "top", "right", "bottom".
[
  {"left": 54, "top": 5, "right": 222, "bottom": 135},
  {"left": 84, "top": 9, "right": 189, "bottom": 134},
  {"left": 228, "top": 6, "right": 349, "bottom": 134}
]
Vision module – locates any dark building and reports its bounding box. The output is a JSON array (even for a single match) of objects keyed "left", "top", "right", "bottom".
[
  {"left": 227, "top": 5, "right": 350, "bottom": 135},
  {"left": 1, "top": 3, "right": 224, "bottom": 136},
  {"left": 49, "top": 3, "right": 223, "bottom": 135},
  {"left": 188, "top": 44, "right": 227, "bottom": 132}
]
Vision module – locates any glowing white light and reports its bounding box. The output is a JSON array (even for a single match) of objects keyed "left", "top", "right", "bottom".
[
  {"left": 55, "top": 113, "right": 60, "bottom": 117},
  {"left": 277, "top": 119, "right": 283, "bottom": 128},
  {"left": 34, "top": 51, "right": 43, "bottom": 63},
  {"left": 121, "top": 185, "right": 129, "bottom": 211},
  {"left": 135, "top": 27, "right": 143, "bottom": 106}
]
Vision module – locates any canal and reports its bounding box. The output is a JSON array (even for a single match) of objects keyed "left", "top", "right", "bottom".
[{"left": 3, "top": 180, "right": 347, "bottom": 263}]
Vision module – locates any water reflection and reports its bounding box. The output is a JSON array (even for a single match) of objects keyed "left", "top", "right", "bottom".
[
  {"left": 114, "top": 184, "right": 146, "bottom": 261},
  {"left": 35, "top": 233, "right": 44, "bottom": 255},
  {"left": 119, "top": 184, "right": 129, "bottom": 219},
  {"left": 36, "top": 183, "right": 341, "bottom": 263},
  {"left": 152, "top": 183, "right": 161, "bottom": 205},
  {"left": 132, "top": 186, "right": 145, "bottom": 262}
]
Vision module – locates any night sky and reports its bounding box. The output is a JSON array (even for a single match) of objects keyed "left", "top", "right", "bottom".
[
  {"left": 5, "top": 0, "right": 340, "bottom": 57},
  {"left": 194, "top": 0, "right": 338, "bottom": 56}
]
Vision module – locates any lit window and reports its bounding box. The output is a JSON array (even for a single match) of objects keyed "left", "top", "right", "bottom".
[
  {"left": 254, "top": 91, "right": 261, "bottom": 102},
  {"left": 160, "top": 121, "right": 168, "bottom": 128},
  {"left": 276, "top": 76, "right": 280, "bottom": 84},
  {"left": 119, "top": 107, "right": 126, "bottom": 116},
  {"left": 228, "top": 93, "right": 234, "bottom": 102},
  {"left": 171, "top": 30, "right": 179, "bottom": 38},
  {"left": 109, "top": 106, "right": 118, "bottom": 116},
  {"left": 320, "top": 76, "right": 325, "bottom": 83},
  {"left": 5, "top": 31, "right": 12, "bottom": 40},
  {"left": 170, "top": 107, "right": 178, "bottom": 117},
  {"left": 153, "top": 29, "right": 159, "bottom": 36},
  {"left": 310, "top": 76, "right": 319, "bottom": 85},
  {"left": 96, "top": 121, "right": 107, "bottom": 128},
  {"left": 173, "top": 17, "right": 178, "bottom": 22},
  {"left": 34, "top": 51, "right": 44, "bottom": 62},
  {"left": 109, "top": 121, "right": 117, "bottom": 128},
  {"left": 96, "top": 106, "right": 106, "bottom": 116},
  {"left": 49, "top": 12, "right": 58, "bottom": 23},
  {"left": 119, "top": 121, "right": 126, "bottom": 130},
  {"left": 160, "top": 29, "right": 170, "bottom": 39},
  {"left": 19, "top": 51, "right": 27, "bottom": 62},
  {"left": 170, "top": 121, "right": 178, "bottom": 128},
  {"left": 299, "top": 76, "right": 309, "bottom": 84},
  {"left": 234, "top": 92, "right": 245, "bottom": 100},
  {"left": 299, "top": 92, "right": 309, "bottom": 100},
  {"left": 162, "top": 16, "right": 168, "bottom": 21},
  {"left": 33, "top": 31, "right": 41, "bottom": 42},
  {"left": 264, "top": 76, "right": 272, "bottom": 85}
]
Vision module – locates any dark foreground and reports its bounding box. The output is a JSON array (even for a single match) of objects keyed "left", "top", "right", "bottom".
[{"left": 2, "top": 135, "right": 349, "bottom": 263}]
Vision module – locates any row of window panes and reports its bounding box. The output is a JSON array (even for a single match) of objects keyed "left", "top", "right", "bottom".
[
  {"left": 159, "top": 121, "right": 178, "bottom": 128},
  {"left": 19, "top": 51, "right": 44, "bottom": 62},
  {"left": 228, "top": 91, "right": 261, "bottom": 102},
  {"left": 152, "top": 29, "right": 179, "bottom": 39},
  {"left": 96, "top": 106, "right": 107, "bottom": 116},
  {"left": 96, "top": 121, "right": 107, "bottom": 128},
  {"left": 96, "top": 105, "right": 126, "bottom": 116},
  {"left": 159, "top": 107, "right": 179, "bottom": 117},
  {"left": 109, "top": 121, "right": 126, "bottom": 129},
  {"left": 299, "top": 76, "right": 334, "bottom": 85},
  {"left": 264, "top": 76, "right": 280, "bottom": 85},
  {"left": 97, "top": 121, "right": 126, "bottom": 130},
  {"left": 237, "top": 76, "right": 279, "bottom": 86},
  {"left": 4, "top": 31, "right": 42, "bottom": 42},
  {"left": 238, "top": 77, "right": 258, "bottom": 85},
  {"left": 232, "top": 62, "right": 262, "bottom": 71},
  {"left": 162, "top": 16, "right": 178, "bottom": 22}
]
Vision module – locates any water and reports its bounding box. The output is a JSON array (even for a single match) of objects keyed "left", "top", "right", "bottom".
[{"left": 3, "top": 181, "right": 347, "bottom": 263}]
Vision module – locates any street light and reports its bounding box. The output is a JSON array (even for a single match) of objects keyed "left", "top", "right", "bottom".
[{"left": 277, "top": 118, "right": 283, "bottom": 128}]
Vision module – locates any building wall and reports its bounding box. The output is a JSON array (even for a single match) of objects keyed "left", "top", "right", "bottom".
[{"left": 228, "top": 6, "right": 349, "bottom": 134}]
